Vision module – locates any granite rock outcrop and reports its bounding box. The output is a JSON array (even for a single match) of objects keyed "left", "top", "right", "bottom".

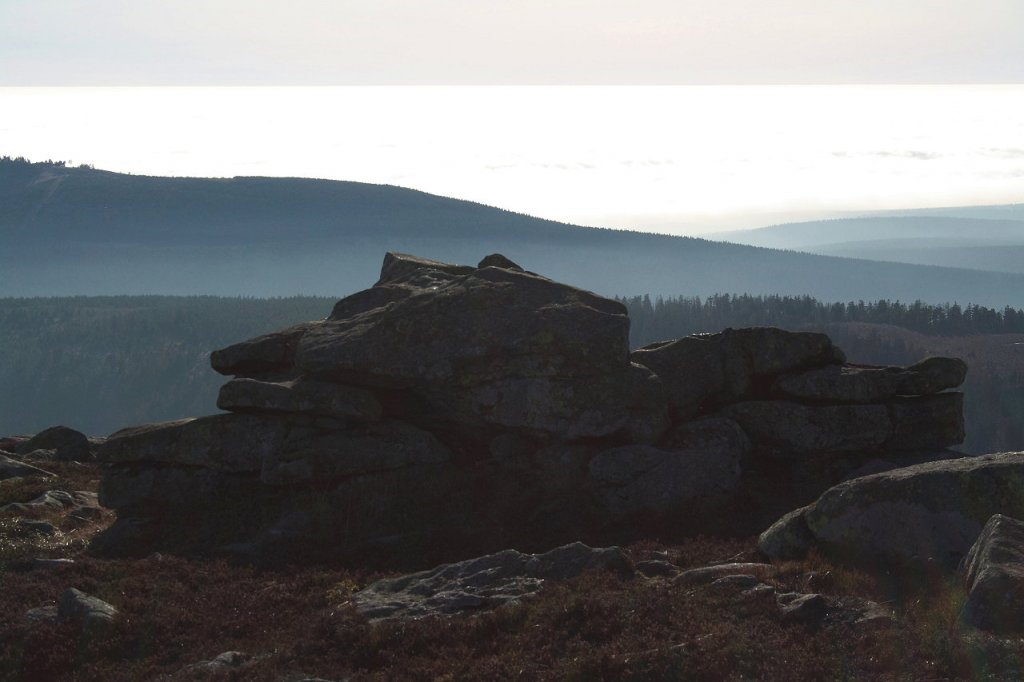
[{"left": 91, "top": 253, "right": 968, "bottom": 565}]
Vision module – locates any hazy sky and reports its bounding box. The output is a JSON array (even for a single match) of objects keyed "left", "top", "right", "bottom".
[
  {"left": 2, "top": 3, "right": 1021, "bottom": 233},
  {"left": 3, "top": 0, "right": 1024, "bottom": 85},
  {"left": 3, "top": 86, "right": 1022, "bottom": 234}
]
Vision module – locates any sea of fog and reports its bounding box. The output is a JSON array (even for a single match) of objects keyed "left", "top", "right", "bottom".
[{"left": 1, "top": 85, "right": 1022, "bottom": 235}]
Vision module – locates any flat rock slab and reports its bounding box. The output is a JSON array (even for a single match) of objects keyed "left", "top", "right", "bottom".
[
  {"left": 217, "top": 377, "right": 382, "bottom": 422},
  {"left": 97, "top": 414, "right": 289, "bottom": 472},
  {"left": 352, "top": 542, "right": 633, "bottom": 621},
  {"left": 759, "top": 452, "right": 1024, "bottom": 567},
  {"left": 631, "top": 327, "right": 843, "bottom": 420},
  {"left": 960, "top": 514, "right": 1024, "bottom": 633},
  {"left": 0, "top": 454, "right": 54, "bottom": 481},
  {"left": 722, "top": 393, "right": 963, "bottom": 455},
  {"left": 675, "top": 563, "right": 778, "bottom": 585},
  {"left": 774, "top": 357, "right": 967, "bottom": 403},
  {"left": 1, "top": 489, "right": 98, "bottom": 514}
]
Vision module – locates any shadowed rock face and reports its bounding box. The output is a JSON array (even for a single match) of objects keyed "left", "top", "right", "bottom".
[
  {"left": 960, "top": 514, "right": 1024, "bottom": 633},
  {"left": 759, "top": 453, "right": 1024, "bottom": 568},
  {"left": 91, "top": 252, "right": 969, "bottom": 567}
]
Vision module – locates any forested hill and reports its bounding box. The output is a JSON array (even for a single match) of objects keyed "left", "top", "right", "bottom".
[{"left": 4, "top": 157, "right": 1024, "bottom": 308}]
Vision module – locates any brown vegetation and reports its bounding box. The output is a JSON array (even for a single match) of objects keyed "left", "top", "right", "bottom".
[{"left": 3, "top": 465, "right": 1024, "bottom": 681}]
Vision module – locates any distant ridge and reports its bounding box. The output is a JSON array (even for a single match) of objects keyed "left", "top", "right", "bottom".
[
  {"left": 3, "top": 158, "right": 1024, "bottom": 308},
  {"left": 715, "top": 209, "right": 1024, "bottom": 274}
]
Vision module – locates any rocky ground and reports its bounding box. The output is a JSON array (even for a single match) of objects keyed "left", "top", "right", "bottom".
[{"left": 5, "top": 458, "right": 1024, "bottom": 681}]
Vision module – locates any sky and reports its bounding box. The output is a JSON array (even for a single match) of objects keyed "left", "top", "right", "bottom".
[
  {"left": 1, "top": 2, "right": 1022, "bottom": 234},
  {"left": 3, "top": 0, "right": 1024, "bottom": 85}
]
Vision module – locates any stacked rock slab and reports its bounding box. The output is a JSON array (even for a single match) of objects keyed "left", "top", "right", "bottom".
[{"left": 92, "top": 252, "right": 968, "bottom": 565}]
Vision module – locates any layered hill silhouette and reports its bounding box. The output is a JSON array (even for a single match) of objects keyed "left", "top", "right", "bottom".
[
  {"left": 3, "top": 158, "right": 1024, "bottom": 307},
  {"left": 717, "top": 210, "right": 1024, "bottom": 274}
]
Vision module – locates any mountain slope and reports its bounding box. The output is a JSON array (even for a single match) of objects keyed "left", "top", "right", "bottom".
[
  {"left": 715, "top": 216, "right": 1024, "bottom": 251},
  {"left": 4, "top": 159, "right": 1024, "bottom": 307}
]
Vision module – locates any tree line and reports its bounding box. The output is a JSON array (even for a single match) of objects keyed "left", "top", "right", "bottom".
[{"left": 620, "top": 293, "right": 1024, "bottom": 348}]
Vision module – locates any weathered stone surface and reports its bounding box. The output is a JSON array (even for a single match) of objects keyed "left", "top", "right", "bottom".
[
  {"left": 98, "top": 465, "right": 247, "bottom": 514},
  {"left": 181, "top": 651, "right": 263, "bottom": 676},
  {"left": 675, "top": 563, "right": 778, "bottom": 585},
  {"left": 778, "top": 592, "right": 828, "bottom": 626},
  {"left": 210, "top": 321, "right": 322, "bottom": 377},
  {"left": 761, "top": 453, "right": 1024, "bottom": 566},
  {"left": 97, "top": 414, "right": 289, "bottom": 472},
  {"left": 622, "top": 363, "right": 670, "bottom": 444},
  {"left": 15, "top": 519, "right": 57, "bottom": 536},
  {"left": 663, "top": 417, "right": 750, "bottom": 453},
  {"left": 636, "top": 559, "right": 679, "bottom": 577},
  {"left": 1, "top": 489, "right": 98, "bottom": 515},
  {"left": 90, "top": 252, "right": 971, "bottom": 565},
  {"left": 478, "top": 253, "right": 524, "bottom": 270},
  {"left": 217, "top": 377, "right": 382, "bottom": 421},
  {"left": 18, "top": 449, "right": 59, "bottom": 462},
  {"left": 631, "top": 327, "right": 843, "bottom": 419},
  {"left": 722, "top": 394, "right": 963, "bottom": 456},
  {"left": 24, "top": 605, "right": 58, "bottom": 623},
  {"left": 351, "top": 542, "right": 633, "bottom": 621},
  {"left": 589, "top": 442, "right": 744, "bottom": 518},
  {"left": 960, "top": 514, "right": 1024, "bottom": 632},
  {"left": 261, "top": 420, "right": 451, "bottom": 485},
  {"left": 14, "top": 425, "right": 91, "bottom": 462},
  {"left": 757, "top": 505, "right": 815, "bottom": 561},
  {"left": 775, "top": 357, "right": 967, "bottom": 403},
  {"left": 296, "top": 263, "right": 631, "bottom": 438},
  {"left": 58, "top": 588, "right": 117, "bottom": 635},
  {"left": 887, "top": 393, "right": 965, "bottom": 451},
  {"left": 722, "top": 401, "right": 891, "bottom": 454},
  {"left": 375, "top": 251, "right": 475, "bottom": 287},
  {"left": 0, "top": 453, "right": 54, "bottom": 481}
]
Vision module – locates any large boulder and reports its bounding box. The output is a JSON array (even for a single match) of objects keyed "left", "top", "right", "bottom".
[
  {"left": 960, "top": 514, "right": 1024, "bottom": 632},
  {"left": 631, "top": 328, "right": 843, "bottom": 420},
  {"left": 759, "top": 453, "right": 1024, "bottom": 567},
  {"left": 14, "top": 425, "right": 91, "bottom": 462}
]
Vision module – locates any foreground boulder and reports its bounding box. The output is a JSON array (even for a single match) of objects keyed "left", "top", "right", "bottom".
[
  {"left": 960, "top": 514, "right": 1024, "bottom": 632},
  {"left": 351, "top": 542, "right": 633, "bottom": 620},
  {"left": 92, "top": 252, "right": 968, "bottom": 565},
  {"left": 759, "top": 453, "right": 1024, "bottom": 567},
  {"left": 14, "top": 426, "right": 91, "bottom": 462}
]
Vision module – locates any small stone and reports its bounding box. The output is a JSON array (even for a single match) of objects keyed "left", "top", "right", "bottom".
[
  {"left": 58, "top": 588, "right": 118, "bottom": 635},
  {"left": 636, "top": 559, "right": 679, "bottom": 577},
  {"left": 16, "top": 519, "right": 57, "bottom": 536},
  {"left": 675, "top": 563, "right": 777, "bottom": 585},
  {"left": 24, "top": 605, "right": 59, "bottom": 623},
  {"left": 710, "top": 574, "right": 762, "bottom": 589},
  {"left": 32, "top": 558, "right": 75, "bottom": 569},
  {"left": 778, "top": 592, "right": 828, "bottom": 626}
]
